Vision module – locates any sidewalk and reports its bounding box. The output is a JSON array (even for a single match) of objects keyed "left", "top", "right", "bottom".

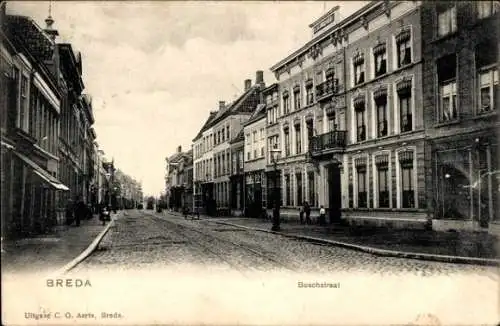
[
  {"left": 2, "top": 214, "right": 114, "bottom": 275},
  {"left": 177, "top": 212, "right": 500, "bottom": 265}
]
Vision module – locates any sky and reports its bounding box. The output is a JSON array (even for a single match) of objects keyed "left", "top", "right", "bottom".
[{"left": 7, "top": 1, "right": 367, "bottom": 196}]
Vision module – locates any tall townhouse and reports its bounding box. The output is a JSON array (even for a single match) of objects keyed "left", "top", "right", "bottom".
[
  {"left": 242, "top": 102, "right": 267, "bottom": 218},
  {"left": 342, "top": 1, "right": 425, "bottom": 228},
  {"left": 269, "top": 6, "right": 346, "bottom": 221},
  {"left": 2, "top": 13, "right": 70, "bottom": 238},
  {"left": 79, "top": 94, "right": 95, "bottom": 203},
  {"left": 228, "top": 129, "right": 245, "bottom": 216},
  {"left": 263, "top": 84, "right": 283, "bottom": 215},
  {"left": 420, "top": 1, "right": 500, "bottom": 234},
  {"left": 211, "top": 71, "right": 266, "bottom": 216},
  {"left": 192, "top": 111, "right": 217, "bottom": 215},
  {"left": 165, "top": 145, "right": 185, "bottom": 211},
  {"left": 58, "top": 43, "right": 86, "bottom": 211},
  {"left": 270, "top": 2, "right": 425, "bottom": 227}
]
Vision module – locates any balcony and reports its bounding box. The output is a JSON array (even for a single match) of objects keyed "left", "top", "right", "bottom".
[
  {"left": 315, "top": 79, "right": 340, "bottom": 101},
  {"left": 309, "top": 130, "right": 347, "bottom": 158}
]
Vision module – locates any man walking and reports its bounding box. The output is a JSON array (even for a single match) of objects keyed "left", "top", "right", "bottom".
[
  {"left": 73, "top": 196, "right": 86, "bottom": 227},
  {"left": 304, "top": 201, "right": 311, "bottom": 225}
]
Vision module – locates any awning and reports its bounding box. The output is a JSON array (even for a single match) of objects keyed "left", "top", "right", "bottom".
[{"left": 14, "top": 151, "right": 70, "bottom": 191}]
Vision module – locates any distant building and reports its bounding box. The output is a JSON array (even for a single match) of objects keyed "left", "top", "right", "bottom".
[{"left": 165, "top": 146, "right": 193, "bottom": 211}]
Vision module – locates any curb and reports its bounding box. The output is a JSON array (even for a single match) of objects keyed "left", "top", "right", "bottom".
[
  {"left": 52, "top": 212, "right": 121, "bottom": 275},
  {"left": 209, "top": 220, "right": 500, "bottom": 267}
]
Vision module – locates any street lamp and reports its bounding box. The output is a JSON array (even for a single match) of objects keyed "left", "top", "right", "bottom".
[{"left": 270, "top": 143, "right": 281, "bottom": 231}]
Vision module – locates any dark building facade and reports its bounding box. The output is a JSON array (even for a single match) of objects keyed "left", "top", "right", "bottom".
[
  {"left": 1, "top": 13, "right": 70, "bottom": 238},
  {"left": 421, "top": 1, "right": 500, "bottom": 233}
]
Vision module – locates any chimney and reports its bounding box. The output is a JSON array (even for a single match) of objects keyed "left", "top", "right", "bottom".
[
  {"left": 244, "top": 79, "right": 252, "bottom": 91},
  {"left": 255, "top": 70, "right": 264, "bottom": 86},
  {"left": 177, "top": 146, "right": 182, "bottom": 153},
  {"left": 219, "top": 101, "right": 225, "bottom": 111}
]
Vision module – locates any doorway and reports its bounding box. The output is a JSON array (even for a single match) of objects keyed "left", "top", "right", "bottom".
[{"left": 327, "top": 163, "right": 342, "bottom": 224}]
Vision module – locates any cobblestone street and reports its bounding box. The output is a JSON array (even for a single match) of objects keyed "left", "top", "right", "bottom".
[{"left": 71, "top": 211, "right": 498, "bottom": 279}]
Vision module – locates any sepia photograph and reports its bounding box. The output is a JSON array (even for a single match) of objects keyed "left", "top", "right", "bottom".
[{"left": 1, "top": 1, "right": 499, "bottom": 325}]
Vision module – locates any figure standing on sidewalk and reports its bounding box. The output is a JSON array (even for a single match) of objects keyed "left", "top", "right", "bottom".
[
  {"left": 73, "top": 196, "right": 86, "bottom": 227},
  {"left": 299, "top": 205, "right": 305, "bottom": 225},
  {"left": 319, "top": 205, "right": 326, "bottom": 226},
  {"left": 304, "top": 201, "right": 311, "bottom": 225}
]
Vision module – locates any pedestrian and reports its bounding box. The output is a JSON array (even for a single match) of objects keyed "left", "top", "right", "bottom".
[
  {"left": 304, "top": 201, "right": 311, "bottom": 225},
  {"left": 73, "top": 196, "right": 86, "bottom": 227},
  {"left": 319, "top": 205, "right": 326, "bottom": 226},
  {"left": 299, "top": 205, "right": 305, "bottom": 225}
]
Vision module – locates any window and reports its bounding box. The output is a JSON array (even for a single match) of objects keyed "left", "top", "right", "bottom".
[
  {"left": 306, "top": 120, "right": 314, "bottom": 150},
  {"left": 260, "top": 147, "right": 264, "bottom": 157},
  {"left": 307, "top": 171, "right": 315, "bottom": 207},
  {"left": 29, "top": 86, "right": 36, "bottom": 136},
  {"left": 327, "top": 113, "right": 337, "bottom": 131},
  {"left": 375, "top": 93, "right": 388, "bottom": 137},
  {"left": 253, "top": 131, "right": 257, "bottom": 143},
  {"left": 296, "top": 173, "right": 303, "bottom": 206},
  {"left": 20, "top": 75, "right": 28, "bottom": 131},
  {"left": 284, "top": 127, "right": 291, "bottom": 156},
  {"left": 397, "top": 83, "right": 412, "bottom": 132},
  {"left": 246, "top": 133, "right": 250, "bottom": 145},
  {"left": 353, "top": 55, "right": 365, "bottom": 85},
  {"left": 477, "top": 1, "right": 499, "bottom": 19},
  {"left": 306, "top": 84, "right": 314, "bottom": 105},
  {"left": 293, "top": 87, "right": 301, "bottom": 110},
  {"left": 295, "top": 124, "right": 301, "bottom": 154},
  {"left": 396, "top": 38, "right": 411, "bottom": 68},
  {"left": 373, "top": 45, "right": 387, "bottom": 77},
  {"left": 283, "top": 92, "right": 290, "bottom": 115},
  {"left": 285, "top": 174, "right": 291, "bottom": 206},
  {"left": 477, "top": 43, "right": 499, "bottom": 114},
  {"left": 221, "top": 129, "right": 225, "bottom": 142},
  {"left": 400, "top": 151, "right": 414, "bottom": 208},
  {"left": 357, "top": 165, "right": 367, "bottom": 208},
  {"left": 437, "top": 55, "right": 457, "bottom": 122},
  {"left": 355, "top": 100, "right": 366, "bottom": 142},
  {"left": 260, "top": 128, "right": 265, "bottom": 140},
  {"left": 226, "top": 126, "right": 230, "bottom": 139},
  {"left": 376, "top": 158, "right": 390, "bottom": 208},
  {"left": 437, "top": 5, "right": 457, "bottom": 37}
]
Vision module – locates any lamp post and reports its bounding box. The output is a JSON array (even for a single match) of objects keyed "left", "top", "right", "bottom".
[{"left": 270, "top": 143, "right": 281, "bottom": 231}]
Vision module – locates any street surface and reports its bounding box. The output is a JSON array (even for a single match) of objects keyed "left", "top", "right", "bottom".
[{"left": 71, "top": 210, "right": 498, "bottom": 277}]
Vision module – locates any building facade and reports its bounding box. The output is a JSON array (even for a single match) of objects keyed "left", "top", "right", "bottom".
[
  {"left": 2, "top": 12, "right": 70, "bottom": 238},
  {"left": 421, "top": 1, "right": 499, "bottom": 233},
  {"left": 165, "top": 146, "right": 193, "bottom": 211},
  {"left": 243, "top": 103, "right": 267, "bottom": 218},
  {"left": 269, "top": 1, "right": 427, "bottom": 227},
  {"left": 193, "top": 112, "right": 216, "bottom": 215},
  {"left": 229, "top": 130, "right": 245, "bottom": 216}
]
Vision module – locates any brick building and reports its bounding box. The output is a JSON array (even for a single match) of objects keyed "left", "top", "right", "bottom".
[{"left": 421, "top": 1, "right": 499, "bottom": 233}]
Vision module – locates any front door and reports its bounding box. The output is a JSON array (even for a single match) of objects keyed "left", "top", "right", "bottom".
[{"left": 327, "top": 163, "right": 341, "bottom": 224}]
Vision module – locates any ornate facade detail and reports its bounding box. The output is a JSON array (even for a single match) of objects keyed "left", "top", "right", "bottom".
[
  {"left": 309, "top": 43, "right": 322, "bottom": 60},
  {"left": 361, "top": 15, "right": 368, "bottom": 30},
  {"left": 384, "top": 0, "right": 391, "bottom": 17}
]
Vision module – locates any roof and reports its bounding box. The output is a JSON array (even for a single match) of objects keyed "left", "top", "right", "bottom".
[
  {"left": 192, "top": 83, "right": 263, "bottom": 142},
  {"left": 269, "top": 1, "right": 379, "bottom": 72},
  {"left": 192, "top": 111, "right": 218, "bottom": 142},
  {"left": 5, "top": 15, "right": 61, "bottom": 98},
  {"left": 244, "top": 103, "right": 266, "bottom": 127}
]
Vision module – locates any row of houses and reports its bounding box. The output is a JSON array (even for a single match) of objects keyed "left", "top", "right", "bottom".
[
  {"left": 0, "top": 4, "right": 142, "bottom": 240},
  {"left": 165, "top": 1, "right": 499, "bottom": 234}
]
